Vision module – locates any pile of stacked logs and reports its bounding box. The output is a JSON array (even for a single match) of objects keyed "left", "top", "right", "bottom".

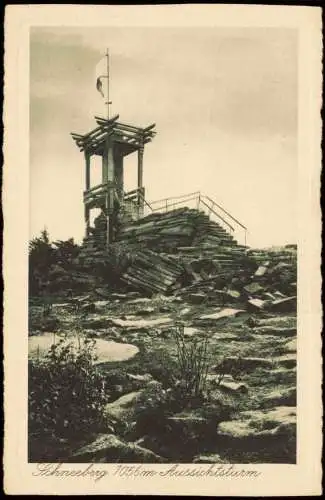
[
  {"left": 76, "top": 240, "right": 186, "bottom": 296},
  {"left": 119, "top": 247, "right": 186, "bottom": 295}
]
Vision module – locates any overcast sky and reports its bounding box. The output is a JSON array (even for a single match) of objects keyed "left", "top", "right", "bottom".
[{"left": 30, "top": 26, "right": 297, "bottom": 248}]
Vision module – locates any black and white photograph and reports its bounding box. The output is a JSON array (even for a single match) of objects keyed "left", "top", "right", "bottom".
[{"left": 3, "top": 4, "right": 322, "bottom": 496}]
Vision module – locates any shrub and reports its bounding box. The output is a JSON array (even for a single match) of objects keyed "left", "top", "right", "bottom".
[
  {"left": 29, "top": 231, "right": 82, "bottom": 296},
  {"left": 28, "top": 337, "right": 109, "bottom": 444},
  {"left": 172, "top": 323, "right": 210, "bottom": 404}
]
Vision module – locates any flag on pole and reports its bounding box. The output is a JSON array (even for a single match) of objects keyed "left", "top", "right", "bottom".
[
  {"left": 96, "top": 77, "right": 104, "bottom": 98},
  {"left": 95, "top": 57, "right": 107, "bottom": 99}
]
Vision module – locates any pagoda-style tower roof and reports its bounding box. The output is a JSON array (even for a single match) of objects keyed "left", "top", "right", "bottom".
[{"left": 71, "top": 114, "right": 156, "bottom": 157}]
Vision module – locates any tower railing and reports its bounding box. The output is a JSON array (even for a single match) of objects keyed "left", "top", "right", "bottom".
[
  {"left": 84, "top": 185, "right": 248, "bottom": 247},
  {"left": 143, "top": 191, "right": 248, "bottom": 246}
]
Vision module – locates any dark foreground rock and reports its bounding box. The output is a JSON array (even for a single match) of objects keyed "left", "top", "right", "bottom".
[
  {"left": 216, "top": 406, "right": 296, "bottom": 463},
  {"left": 70, "top": 433, "right": 166, "bottom": 463}
]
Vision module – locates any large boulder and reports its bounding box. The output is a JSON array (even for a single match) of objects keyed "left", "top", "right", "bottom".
[
  {"left": 213, "top": 356, "right": 274, "bottom": 375},
  {"left": 70, "top": 433, "right": 166, "bottom": 463},
  {"left": 219, "top": 380, "right": 248, "bottom": 395},
  {"left": 218, "top": 406, "right": 296, "bottom": 440},
  {"left": 260, "top": 387, "right": 296, "bottom": 408},
  {"left": 217, "top": 406, "right": 296, "bottom": 463},
  {"left": 104, "top": 381, "right": 169, "bottom": 436}
]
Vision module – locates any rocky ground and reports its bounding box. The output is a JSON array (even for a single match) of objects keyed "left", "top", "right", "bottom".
[{"left": 28, "top": 286, "right": 296, "bottom": 464}]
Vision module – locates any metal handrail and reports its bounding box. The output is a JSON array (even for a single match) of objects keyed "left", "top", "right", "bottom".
[
  {"left": 202, "top": 194, "right": 247, "bottom": 231},
  {"left": 112, "top": 187, "right": 248, "bottom": 245},
  {"left": 124, "top": 187, "right": 153, "bottom": 212},
  {"left": 144, "top": 190, "right": 247, "bottom": 246},
  {"left": 148, "top": 191, "right": 201, "bottom": 206},
  {"left": 139, "top": 192, "right": 153, "bottom": 211},
  {"left": 150, "top": 195, "right": 199, "bottom": 213},
  {"left": 198, "top": 197, "right": 235, "bottom": 232}
]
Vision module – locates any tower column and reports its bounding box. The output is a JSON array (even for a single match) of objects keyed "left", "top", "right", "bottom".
[
  {"left": 85, "top": 152, "right": 91, "bottom": 190},
  {"left": 84, "top": 152, "right": 91, "bottom": 237},
  {"left": 137, "top": 145, "right": 144, "bottom": 189},
  {"left": 102, "top": 138, "right": 114, "bottom": 184},
  {"left": 102, "top": 138, "right": 115, "bottom": 246},
  {"left": 84, "top": 206, "right": 90, "bottom": 237},
  {"left": 137, "top": 145, "right": 144, "bottom": 216},
  {"left": 114, "top": 150, "right": 124, "bottom": 201}
]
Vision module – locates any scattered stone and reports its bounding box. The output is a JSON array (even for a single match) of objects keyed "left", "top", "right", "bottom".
[
  {"left": 159, "top": 305, "right": 172, "bottom": 313},
  {"left": 283, "top": 338, "right": 296, "bottom": 353},
  {"left": 260, "top": 387, "right": 296, "bottom": 407},
  {"left": 167, "top": 414, "right": 208, "bottom": 427},
  {"left": 104, "top": 391, "right": 142, "bottom": 422},
  {"left": 127, "top": 298, "right": 152, "bottom": 305},
  {"left": 214, "top": 356, "right": 274, "bottom": 374},
  {"left": 111, "top": 293, "right": 135, "bottom": 300},
  {"left": 183, "top": 327, "right": 201, "bottom": 337},
  {"left": 244, "top": 282, "right": 264, "bottom": 294},
  {"left": 166, "top": 413, "right": 209, "bottom": 440},
  {"left": 187, "top": 293, "right": 207, "bottom": 304},
  {"left": 218, "top": 406, "right": 296, "bottom": 441},
  {"left": 193, "top": 454, "right": 226, "bottom": 464},
  {"left": 207, "top": 373, "right": 230, "bottom": 385},
  {"left": 219, "top": 380, "right": 248, "bottom": 394},
  {"left": 82, "top": 314, "right": 111, "bottom": 329},
  {"left": 268, "top": 297, "right": 296, "bottom": 313},
  {"left": 80, "top": 302, "right": 96, "bottom": 314},
  {"left": 134, "top": 307, "right": 155, "bottom": 316},
  {"left": 199, "top": 308, "right": 245, "bottom": 322},
  {"left": 94, "top": 288, "right": 111, "bottom": 298},
  {"left": 109, "top": 316, "right": 173, "bottom": 329},
  {"left": 253, "top": 326, "right": 296, "bottom": 337},
  {"left": 94, "top": 300, "right": 110, "bottom": 308},
  {"left": 254, "top": 265, "right": 268, "bottom": 277},
  {"left": 226, "top": 289, "right": 241, "bottom": 299},
  {"left": 127, "top": 373, "right": 153, "bottom": 383},
  {"left": 110, "top": 317, "right": 172, "bottom": 329},
  {"left": 247, "top": 298, "right": 265, "bottom": 310},
  {"left": 258, "top": 316, "right": 296, "bottom": 326},
  {"left": 275, "top": 354, "right": 296, "bottom": 369},
  {"left": 71, "top": 433, "right": 165, "bottom": 463},
  {"left": 51, "top": 302, "right": 71, "bottom": 309},
  {"left": 212, "top": 332, "right": 239, "bottom": 341}
]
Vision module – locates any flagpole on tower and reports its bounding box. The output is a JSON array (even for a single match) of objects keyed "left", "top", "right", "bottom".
[
  {"left": 105, "top": 48, "right": 111, "bottom": 248},
  {"left": 106, "top": 48, "right": 110, "bottom": 120}
]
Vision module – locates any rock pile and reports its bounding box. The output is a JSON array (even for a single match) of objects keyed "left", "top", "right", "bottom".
[
  {"left": 73, "top": 208, "right": 297, "bottom": 302},
  {"left": 76, "top": 208, "right": 251, "bottom": 296}
]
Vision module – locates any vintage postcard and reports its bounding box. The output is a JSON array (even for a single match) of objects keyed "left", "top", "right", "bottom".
[{"left": 3, "top": 4, "right": 322, "bottom": 496}]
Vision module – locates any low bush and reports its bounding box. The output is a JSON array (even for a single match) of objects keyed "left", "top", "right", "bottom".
[{"left": 28, "top": 337, "right": 110, "bottom": 449}]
